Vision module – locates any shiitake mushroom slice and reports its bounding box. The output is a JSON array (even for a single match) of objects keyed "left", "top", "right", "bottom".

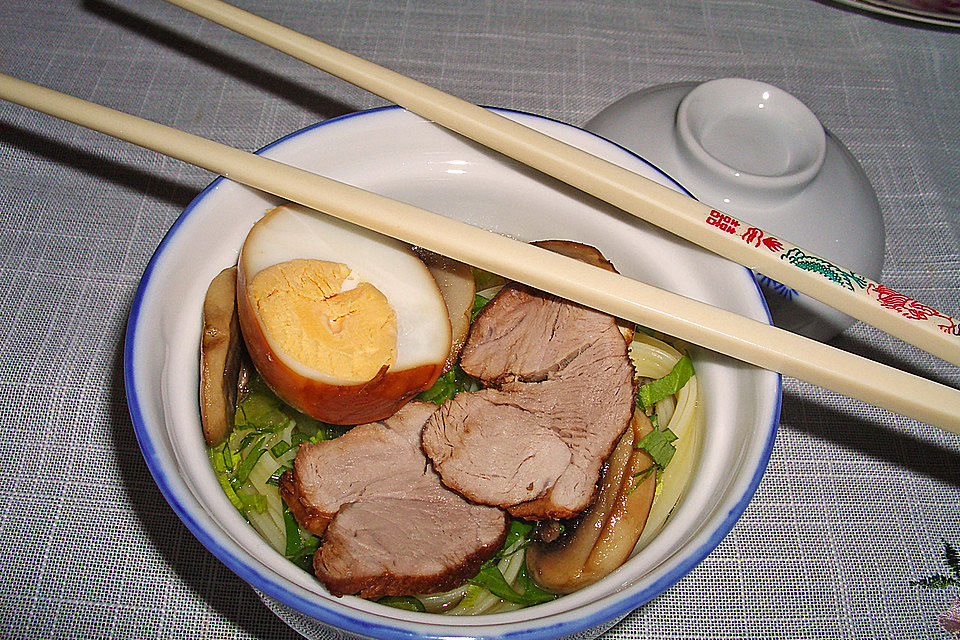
[
  {"left": 523, "top": 239, "right": 655, "bottom": 593},
  {"left": 200, "top": 266, "right": 247, "bottom": 446},
  {"left": 526, "top": 410, "right": 656, "bottom": 593}
]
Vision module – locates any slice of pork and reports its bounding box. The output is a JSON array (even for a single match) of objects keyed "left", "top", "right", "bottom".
[
  {"left": 422, "top": 284, "right": 635, "bottom": 519},
  {"left": 280, "top": 400, "right": 507, "bottom": 598},
  {"left": 317, "top": 493, "right": 506, "bottom": 597}
]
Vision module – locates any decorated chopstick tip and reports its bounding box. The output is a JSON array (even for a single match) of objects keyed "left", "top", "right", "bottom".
[
  {"left": 704, "top": 208, "right": 960, "bottom": 341},
  {"left": 867, "top": 283, "right": 960, "bottom": 337}
]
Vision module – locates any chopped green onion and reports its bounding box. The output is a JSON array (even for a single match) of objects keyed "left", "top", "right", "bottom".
[
  {"left": 235, "top": 436, "right": 267, "bottom": 483},
  {"left": 221, "top": 445, "right": 236, "bottom": 472},
  {"left": 378, "top": 596, "right": 427, "bottom": 612},
  {"left": 270, "top": 441, "right": 291, "bottom": 458},
  {"left": 238, "top": 432, "right": 262, "bottom": 451},
  {"left": 636, "top": 428, "right": 678, "bottom": 468},
  {"left": 283, "top": 506, "right": 302, "bottom": 557},
  {"left": 267, "top": 465, "right": 292, "bottom": 487},
  {"left": 216, "top": 473, "right": 244, "bottom": 511},
  {"left": 239, "top": 492, "right": 268, "bottom": 513},
  {"left": 210, "top": 444, "right": 227, "bottom": 473},
  {"left": 637, "top": 355, "right": 695, "bottom": 408}
]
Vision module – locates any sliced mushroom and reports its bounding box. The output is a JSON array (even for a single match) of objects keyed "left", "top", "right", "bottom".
[
  {"left": 532, "top": 240, "right": 635, "bottom": 343},
  {"left": 200, "top": 266, "right": 245, "bottom": 446},
  {"left": 526, "top": 410, "right": 656, "bottom": 593},
  {"left": 414, "top": 249, "right": 476, "bottom": 372}
]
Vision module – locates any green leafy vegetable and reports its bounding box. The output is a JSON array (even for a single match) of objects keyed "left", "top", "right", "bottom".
[
  {"left": 626, "top": 357, "right": 691, "bottom": 493},
  {"left": 378, "top": 596, "right": 427, "bottom": 612},
  {"left": 500, "top": 519, "right": 535, "bottom": 555},
  {"left": 283, "top": 506, "right": 303, "bottom": 557},
  {"left": 235, "top": 436, "right": 267, "bottom": 483},
  {"left": 418, "top": 365, "right": 478, "bottom": 404},
  {"left": 472, "top": 293, "right": 491, "bottom": 320},
  {"left": 487, "top": 519, "right": 535, "bottom": 565},
  {"left": 418, "top": 369, "right": 460, "bottom": 404},
  {"left": 516, "top": 558, "right": 556, "bottom": 604},
  {"left": 637, "top": 355, "right": 695, "bottom": 408},
  {"left": 216, "top": 472, "right": 244, "bottom": 511},
  {"left": 235, "top": 392, "right": 292, "bottom": 432},
  {"left": 282, "top": 505, "right": 319, "bottom": 572},
  {"left": 636, "top": 427, "right": 678, "bottom": 468},
  {"left": 221, "top": 445, "right": 237, "bottom": 472},
  {"left": 234, "top": 374, "right": 345, "bottom": 441},
  {"left": 471, "top": 267, "right": 506, "bottom": 293},
  {"left": 464, "top": 518, "right": 557, "bottom": 606},
  {"left": 469, "top": 560, "right": 556, "bottom": 606},
  {"left": 270, "top": 441, "right": 291, "bottom": 458},
  {"left": 266, "top": 465, "right": 291, "bottom": 487},
  {"left": 456, "top": 583, "right": 484, "bottom": 611}
]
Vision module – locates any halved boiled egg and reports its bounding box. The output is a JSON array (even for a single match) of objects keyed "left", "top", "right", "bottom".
[{"left": 237, "top": 204, "right": 452, "bottom": 424}]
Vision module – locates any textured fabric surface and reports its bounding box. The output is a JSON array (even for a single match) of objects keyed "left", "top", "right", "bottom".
[{"left": 1, "top": 1, "right": 958, "bottom": 639}]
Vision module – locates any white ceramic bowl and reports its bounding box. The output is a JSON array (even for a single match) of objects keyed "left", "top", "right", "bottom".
[{"left": 124, "top": 106, "right": 781, "bottom": 640}]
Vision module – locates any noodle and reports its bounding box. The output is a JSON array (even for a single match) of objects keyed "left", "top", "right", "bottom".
[{"left": 629, "top": 333, "right": 702, "bottom": 550}]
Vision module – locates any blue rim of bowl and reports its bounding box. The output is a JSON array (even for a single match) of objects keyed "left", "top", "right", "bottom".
[{"left": 124, "top": 105, "right": 781, "bottom": 640}]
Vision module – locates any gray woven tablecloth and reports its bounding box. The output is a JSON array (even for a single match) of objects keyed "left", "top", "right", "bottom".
[{"left": 1, "top": 1, "right": 958, "bottom": 638}]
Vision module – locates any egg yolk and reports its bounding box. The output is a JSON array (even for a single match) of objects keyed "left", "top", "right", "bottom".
[{"left": 247, "top": 259, "right": 397, "bottom": 383}]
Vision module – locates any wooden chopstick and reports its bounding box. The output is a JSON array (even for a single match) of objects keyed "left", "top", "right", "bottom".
[
  {"left": 161, "top": 0, "right": 960, "bottom": 369},
  {"left": 1, "top": 73, "right": 958, "bottom": 433}
]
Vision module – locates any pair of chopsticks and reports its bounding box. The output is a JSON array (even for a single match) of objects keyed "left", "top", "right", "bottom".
[{"left": 1, "top": 0, "right": 958, "bottom": 433}]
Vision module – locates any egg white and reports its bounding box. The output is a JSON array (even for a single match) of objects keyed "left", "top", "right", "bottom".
[{"left": 239, "top": 204, "right": 452, "bottom": 383}]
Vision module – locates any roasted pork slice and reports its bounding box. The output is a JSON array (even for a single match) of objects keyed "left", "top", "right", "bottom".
[
  {"left": 317, "top": 493, "right": 507, "bottom": 598},
  {"left": 422, "top": 283, "right": 635, "bottom": 519},
  {"left": 280, "top": 400, "right": 508, "bottom": 598},
  {"left": 280, "top": 400, "right": 437, "bottom": 537},
  {"left": 421, "top": 389, "right": 572, "bottom": 507}
]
